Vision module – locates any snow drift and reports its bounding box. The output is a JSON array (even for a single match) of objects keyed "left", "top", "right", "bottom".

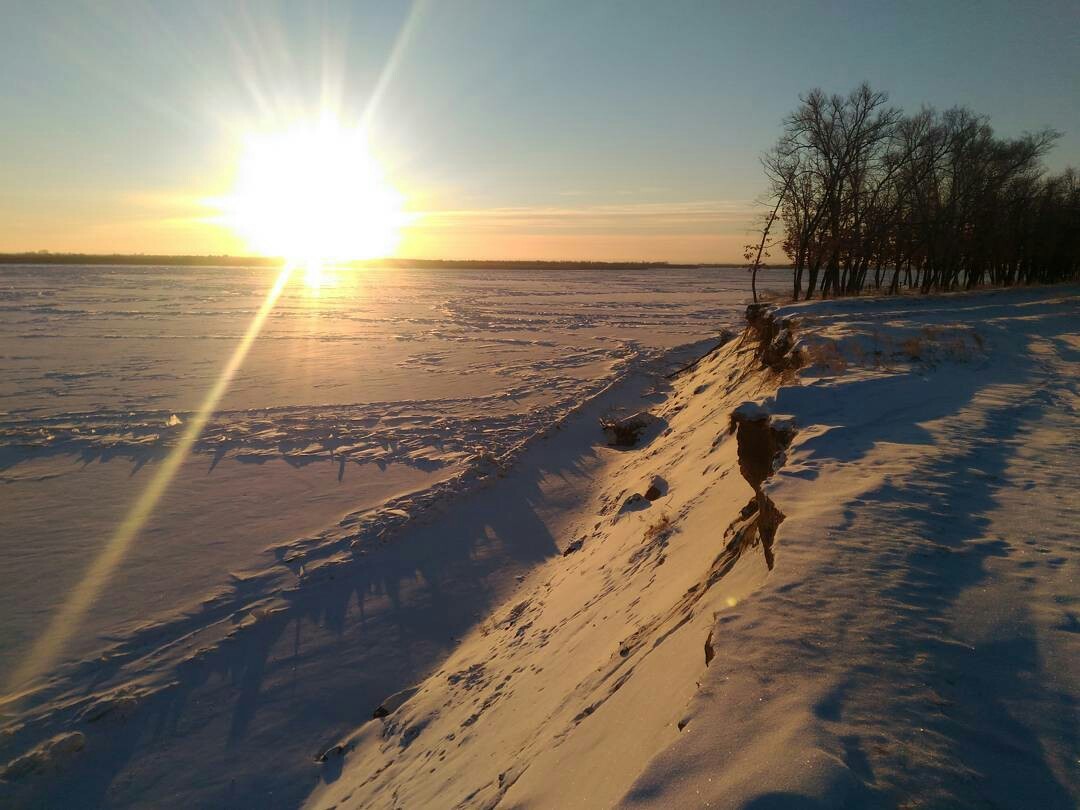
[
  {"left": 306, "top": 285, "right": 1079, "bottom": 810},
  {"left": 3, "top": 284, "right": 1076, "bottom": 809}
]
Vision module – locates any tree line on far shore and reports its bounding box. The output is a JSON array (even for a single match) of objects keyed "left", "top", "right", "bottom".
[
  {"left": 0, "top": 253, "right": 706, "bottom": 271},
  {"left": 748, "top": 83, "right": 1080, "bottom": 301}
]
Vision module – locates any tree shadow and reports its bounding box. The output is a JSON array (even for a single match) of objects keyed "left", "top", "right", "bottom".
[
  {"left": 0, "top": 371, "right": 628, "bottom": 809},
  {"left": 778, "top": 309, "right": 1077, "bottom": 805}
]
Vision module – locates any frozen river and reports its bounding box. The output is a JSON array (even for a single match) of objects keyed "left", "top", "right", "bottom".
[{"left": 0, "top": 263, "right": 777, "bottom": 690}]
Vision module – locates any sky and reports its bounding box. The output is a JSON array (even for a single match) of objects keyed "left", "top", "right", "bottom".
[{"left": 1, "top": 0, "right": 1077, "bottom": 263}]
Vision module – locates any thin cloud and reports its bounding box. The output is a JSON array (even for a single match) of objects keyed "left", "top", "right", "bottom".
[{"left": 411, "top": 200, "right": 757, "bottom": 235}]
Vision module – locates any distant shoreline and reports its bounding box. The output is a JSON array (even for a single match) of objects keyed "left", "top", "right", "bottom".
[{"left": 0, "top": 253, "right": 749, "bottom": 270}]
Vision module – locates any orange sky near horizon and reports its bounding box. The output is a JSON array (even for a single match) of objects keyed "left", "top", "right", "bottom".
[
  {"left": 7, "top": 4, "right": 1074, "bottom": 267},
  {"left": 0, "top": 194, "right": 759, "bottom": 264}
]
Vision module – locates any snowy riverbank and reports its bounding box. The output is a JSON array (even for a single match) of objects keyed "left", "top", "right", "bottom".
[
  {"left": 308, "top": 285, "right": 1078, "bottom": 809},
  {"left": 1, "top": 263, "right": 766, "bottom": 690},
  {"left": 3, "top": 284, "right": 1077, "bottom": 808}
]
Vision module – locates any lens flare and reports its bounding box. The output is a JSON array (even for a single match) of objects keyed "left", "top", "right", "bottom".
[{"left": 4, "top": 265, "right": 295, "bottom": 697}]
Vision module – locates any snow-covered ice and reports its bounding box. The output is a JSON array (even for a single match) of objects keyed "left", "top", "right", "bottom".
[
  {"left": 0, "top": 262, "right": 777, "bottom": 807},
  {"left": 2, "top": 276, "right": 1075, "bottom": 808}
]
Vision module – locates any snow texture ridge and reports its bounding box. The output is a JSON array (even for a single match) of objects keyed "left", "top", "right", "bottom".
[
  {"left": 2, "top": 283, "right": 1076, "bottom": 809},
  {"left": 307, "top": 285, "right": 1079, "bottom": 810}
]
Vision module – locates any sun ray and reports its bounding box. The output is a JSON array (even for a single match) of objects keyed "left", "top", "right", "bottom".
[
  {"left": 4, "top": 264, "right": 295, "bottom": 697},
  {"left": 5, "top": 1, "right": 428, "bottom": 702}
]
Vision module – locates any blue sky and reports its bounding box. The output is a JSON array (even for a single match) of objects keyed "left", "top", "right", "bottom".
[{"left": 1, "top": 0, "right": 1077, "bottom": 261}]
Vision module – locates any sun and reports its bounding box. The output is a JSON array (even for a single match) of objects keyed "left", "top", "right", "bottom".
[{"left": 218, "top": 118, "right": 409, "bottom": 268}]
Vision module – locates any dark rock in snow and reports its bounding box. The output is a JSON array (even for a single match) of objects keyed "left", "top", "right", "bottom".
[
  {"left": 600, "top": 411, "right": 659, "bottom": 448},
  {"left": 372, "top": 686, "right": 419, "bottom": 720},
  {"left": 563, "top": 538, "right": 584, "bottom": 556},
  {"left": 643, "top": 475, "right": 668, "bottom": 501}
]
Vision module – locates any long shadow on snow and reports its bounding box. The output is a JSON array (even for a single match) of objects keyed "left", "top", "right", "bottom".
[
  {"left": 815, "top": 390, "right": 1074, "bottom": 805},
  {"left": 793, "top": 318, "right": 1075, "bottom": 805},
  {"left": 0, "top": 405, "right": 610, "bottom": 810},
  {"left": 620, "top": 309, "right": 1077, "bottom": 809}
]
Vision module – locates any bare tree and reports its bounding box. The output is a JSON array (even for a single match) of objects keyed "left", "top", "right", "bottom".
[{"left": 757, "top": 84, "right": 1077, "bottom": 299}]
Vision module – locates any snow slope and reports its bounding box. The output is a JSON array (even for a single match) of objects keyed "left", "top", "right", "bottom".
[
  {"left": 0, "top": 343, "right": 721, "bottom": 809},
  {"left": 2, "top": 262, "right": 773, "bottom": 808},
  {"left": 306, "top": 285, "right": 1078, "bottom": 809},
  {"left": 1, "top": 263, "right": 766, "bottom": 689}
]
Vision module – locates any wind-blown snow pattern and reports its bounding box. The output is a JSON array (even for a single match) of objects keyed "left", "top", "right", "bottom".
[
  {"left": 0, "top": 263, "right": 766, "bottom": 808},
  {"left": 622, "top": 286, "right": 1079, "bottom": 809},
  {"left": 304, "top": 285, "right": 1077, "bottom": 810},
  {"left": 2, "top": 277, "right": 1075, "bottom": 809}
]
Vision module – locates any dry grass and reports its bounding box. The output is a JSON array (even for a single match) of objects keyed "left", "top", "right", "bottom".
[
  {"left": 626, "top": 513, "right": 676, "bottom": 572},
  {"left": 755, "top": 288, "right": 788, "bottom": 303},
  {"left": 803, "top": 340, "right": 849, "bottom": 373},
  {"left": 900, "top": 337, "right": 925, "bottom": 360},
  {"left": 644, "top": 513, "right": 673, "bottom": 542},
  {"left": 898, "top": 328, "right": 981, "bottom": 364}
]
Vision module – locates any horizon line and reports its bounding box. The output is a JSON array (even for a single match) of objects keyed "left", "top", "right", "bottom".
[{"left": 0, "top": 251, "right": 760, "bottom": 269}]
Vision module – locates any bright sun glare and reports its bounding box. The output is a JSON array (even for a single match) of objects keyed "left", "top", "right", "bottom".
[{"left": 219, "top": 119, "right": 408, "bottom": 271}]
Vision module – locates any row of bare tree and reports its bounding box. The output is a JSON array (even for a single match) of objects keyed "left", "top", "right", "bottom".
[{"left": 751, "top": 83, "right": 1080, "bottom": 300}]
